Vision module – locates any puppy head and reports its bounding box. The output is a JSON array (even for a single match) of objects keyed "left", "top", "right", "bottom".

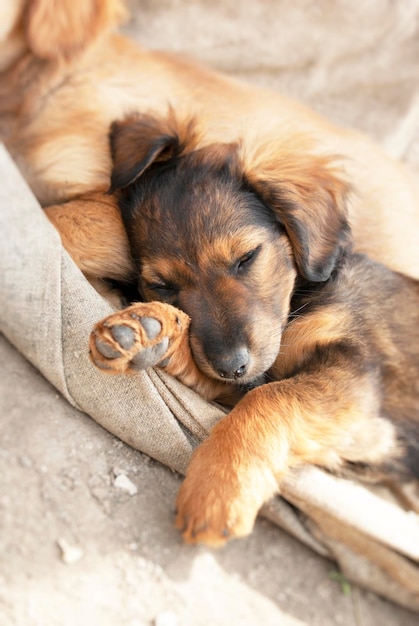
[{"left": 109, "top": 113, "right": 351, "bottom": 383}]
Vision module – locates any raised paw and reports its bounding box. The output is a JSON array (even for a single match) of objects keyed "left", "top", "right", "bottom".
[{"left": 90, "top": 301, "right": 190, "bottom": 375}]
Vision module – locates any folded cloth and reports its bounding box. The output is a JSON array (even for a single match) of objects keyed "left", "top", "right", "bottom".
[{"left": 1, "top": 144, "right": 418, "bottom": 611}]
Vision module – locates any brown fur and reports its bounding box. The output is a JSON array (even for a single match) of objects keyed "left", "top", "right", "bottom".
[
  {"left": 1, "top": 0, "right": 419, "bottom": 280},
  {"left": 88, "top": 113, "right": 419, "bottom": 546},
  {"left": 2, "top": 2, "right": 419, "bottom": 545}
]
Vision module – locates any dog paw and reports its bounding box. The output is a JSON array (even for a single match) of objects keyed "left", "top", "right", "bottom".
[
  {"left": 90, "top": 301, "right": 189, "bottom": 375},
  {"left": 175, "top": 445, "right": 260, "bottom": 546}
]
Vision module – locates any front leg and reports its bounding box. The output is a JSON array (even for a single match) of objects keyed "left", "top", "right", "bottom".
[
  {"left": 90, "top": 302, "right": 227, "bottom": 402},
  {"left": 45, "top": 192, "right": 135, "bottom": 282},
  {"left": 175, "top": 357, "right": 387, "bottom": 546}
]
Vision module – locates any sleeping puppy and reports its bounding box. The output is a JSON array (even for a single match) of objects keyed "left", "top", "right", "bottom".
[
  {"left": 2, "top": 0, "right": 419, "bottom": 287},
  {"left": 90, "top": 113, "right": 419, "bottom": 546}
]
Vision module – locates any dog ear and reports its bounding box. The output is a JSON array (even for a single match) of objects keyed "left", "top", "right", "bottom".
[
  {"left": 108, "top": 113, "right": 197, "bottom": 193},
  {"left": 244, "top": 148, "right": 351, "bottom": 282},
  {"left": 24, "top": 0, "right": 126, "bottom": 60}
]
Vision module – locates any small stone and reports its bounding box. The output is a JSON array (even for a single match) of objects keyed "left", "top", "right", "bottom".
[
  {"left": 57, "top": 538, "right": 84, "bottom": 564},
  {"left": 112, "top": 466, "right": 124, "bottom": 478},
  {"left": 154, "top": 611, "right": 179, "bottom": 626},
  {"left": 113, "top": 473, "right": 138, "bottom": 496}
]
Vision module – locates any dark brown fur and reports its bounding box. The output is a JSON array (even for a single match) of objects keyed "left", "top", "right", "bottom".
[{"left": 89, "top": 113, "right": 419, "bottom": 545}]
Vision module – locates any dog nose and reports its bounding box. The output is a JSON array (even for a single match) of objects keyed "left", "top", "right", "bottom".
[{"left": 213, "top": 348, "right": 250, "bottom": 380}]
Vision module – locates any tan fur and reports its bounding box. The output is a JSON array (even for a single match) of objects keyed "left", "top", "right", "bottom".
[
  {"left": 86, "top": 118, "right": 419, "bottom": 545},
  {"left": 24, "top": 0, "right": 127, "bottom": 60},
  {"left": 45, "top": 192, "right": 134, "bottom": 281},
  {"left": 1, "top": 0, "right": 419, "bottom": 278},
  {"left": 270, "top": 306, "right": 353, "bottom": 380},
  {"left": 2, "top": 2, "right": 419, "bottom": 547},
  {"left": 91, "top": 289, "right": 408, "bottom": 546}
]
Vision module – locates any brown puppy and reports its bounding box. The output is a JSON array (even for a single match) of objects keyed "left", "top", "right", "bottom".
[
  {"left": 90, "top": 113, "right": 419, "bottom": 546},
  {"left": 2, "top": 0, "right": 419, "bottom": 285}
]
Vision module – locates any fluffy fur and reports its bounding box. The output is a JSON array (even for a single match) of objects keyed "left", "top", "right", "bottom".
[
  {"left": 89, "top": 113, "right": 419, "bottom": 545},
  {"left": 1, "top": 0, "right": 419, "bottom": 282},
  {"left": 2, "top": 1, "right": 419, "bottom": 545}
]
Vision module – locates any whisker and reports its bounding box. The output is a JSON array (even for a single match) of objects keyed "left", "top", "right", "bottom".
[{"left": 289, "top": 300, "right": 312, "bottom": 317}]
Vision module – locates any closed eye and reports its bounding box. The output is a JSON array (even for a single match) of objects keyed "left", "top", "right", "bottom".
[
  {"left": 233, "top": 246, "right": 261, "bottom": 275},
  {"left": 146, "top": 282, "right": 179, "bottom": 300}
]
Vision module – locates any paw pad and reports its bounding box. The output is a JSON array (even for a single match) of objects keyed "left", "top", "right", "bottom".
[
  {"left": 130, "top": 336, "right": 169, "bottom": 370},
  {"left": 90, "top": 302, "right": 189, "bottom": 376},
  {"left": 94, "top": 337, "right": 122, "bottom": 359},
  {"left": 109, "top": 324, "right": 135, "bottom": 349}
]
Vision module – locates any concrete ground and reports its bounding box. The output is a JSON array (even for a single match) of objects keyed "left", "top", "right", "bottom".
[{"left": 1, "top": 334, "right": 418, "bottom": 625}]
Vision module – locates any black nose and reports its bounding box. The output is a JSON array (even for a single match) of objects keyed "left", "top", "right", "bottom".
[{"left": 212, "top": 348, "right": 250, "bottom": 380}]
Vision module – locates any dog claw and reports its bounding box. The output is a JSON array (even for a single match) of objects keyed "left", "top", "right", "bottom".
[{"left": 191, "top": 521, "right": 208, "bottom": 539}]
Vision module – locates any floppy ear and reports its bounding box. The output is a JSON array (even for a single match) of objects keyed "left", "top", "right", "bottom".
[
  {"left": 244, "top": 148, "right": 351, "bottom": 282},
  {"left": 108, "top": 112, "right": 197, "bottom": 193},
  {"left": 24, "top": 0, "right": 126, "bottom": 60}
]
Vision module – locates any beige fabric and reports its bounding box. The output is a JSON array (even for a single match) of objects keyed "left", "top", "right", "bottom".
[
  {"left": 0, "top": 145, "right": 222, "bottom": 473},
  {"left": 1, "top": 144, "right": 419, "bottom": 611}
]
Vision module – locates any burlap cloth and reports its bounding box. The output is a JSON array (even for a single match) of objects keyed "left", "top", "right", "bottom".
[
  {"left": 1, "top": 144, "right": 419, "bottom": 610},
  {"left": 2, "top": 0, "right": 419, "bottom": 611}
]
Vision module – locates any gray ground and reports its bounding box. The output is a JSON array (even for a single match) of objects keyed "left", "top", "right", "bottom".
[
  {"left": 1, "top": 334, "right": 419, "bottom": 625},
  {"left": 2, "top": 1, "right": 419, "bottom": 624}
]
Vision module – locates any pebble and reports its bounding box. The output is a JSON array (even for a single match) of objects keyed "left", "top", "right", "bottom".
[
  {"left": 113, "top": 472, "right": 138, "bottom": 496},
  {"left": 154, "top": 611, "right": 179, "bottom": 626},
  {"left": 57, "top": 538, "right": 84, "bottom": 564}
]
